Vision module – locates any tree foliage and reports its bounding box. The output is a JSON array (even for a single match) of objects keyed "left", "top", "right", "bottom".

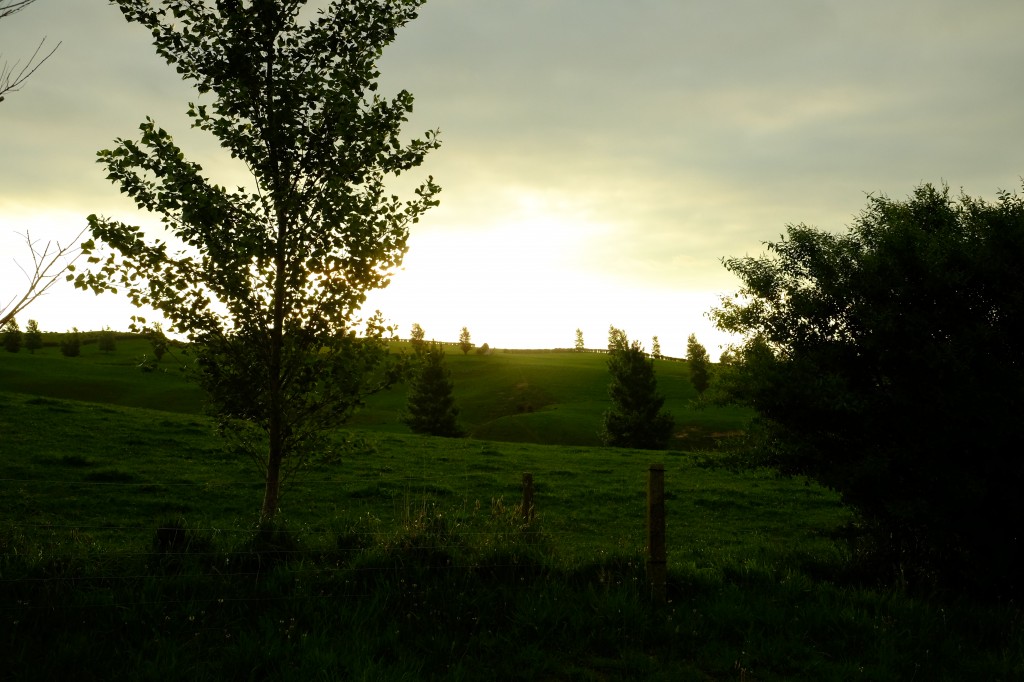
[
  {"left": 458, "top": 326, "right": 472, "bottom": 355},
  {"left": 148, "top": 322, "right": 168, "bottom": 361},
  {"left": 59, "top": 327, "right": 80, "bottom": 357},
  {"left": 409, "top": 322, "right": 425, "bottom": 351},
  {"left": 606, "top": 325, "right": 627, "bottom": 352},
  {"left": 402, "top": 341, "right": 463, "bottom": 437},
  {"left": 23, "top": 318, "right": 41, "bottom": 353},
  {"left": 601, "top": 337, "right": 674, "bottom": 450},
  {"left": 98, "top": 327, "right": 117, "bottom": 353},
  {"left": 574, "top": 328, "right": 584, "bottom": 352},
  {"left": 651, "top": 335, "right": 661, "bottom": 360},
  {"left": 685, "top": 333, "right": 710, "bottom": 395},
  {"left": 2, "top": 318, "right": 21, "bottom": 353},
  {"left": 76, "top": 0, "right": 440, "bottom": 522},
  {"left": 712, "top": 182, "right": 1024, "bottom": 596}
]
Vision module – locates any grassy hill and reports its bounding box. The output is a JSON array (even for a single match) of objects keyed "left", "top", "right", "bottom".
[
  {"left": 2, "top": 338, "right": 1020, "bottom": 680},
  {"left": 0, "top": 337, "right": 752, "bottom": 448}
]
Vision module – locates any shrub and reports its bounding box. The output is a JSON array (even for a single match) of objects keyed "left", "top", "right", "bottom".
[
  {"left": 2, "top": 319, "right": 22, "bottom": 353},
  {"left": 59, "top": 328, "right": 81, "bottom": 357}
]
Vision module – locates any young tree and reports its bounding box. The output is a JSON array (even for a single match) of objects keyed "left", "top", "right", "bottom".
[
  {"left": 402, "top": 341, "right": 463, "bottom": 437},
  {"left": 76, "top": 1, "right": 441, "bottom": 522},
  {"left": 148, "top": 322, "right": 168, "bottom": 361},
  {"left": 685, "top": 333, "right": 711, "bottom": 395},
  {"left": 574, "top": 328, "right": 584, "bottom": 352},
  {"left": 458, "top": 326, "right": 473, "bottom": 355},
  {"left": 59, "top": 327, "right": 80, "bottom": 357},
  {"left": 2, "top": 318, "right": 21, "bottom": 353},
  {"left": 601, "top": 340, "right": 674, "bottom": 449},
  {"left": 97, "top": 326, "right": 117, "bottom": 353},
  {"left": 607, "top": 324, "right": 627, "bottom": 351},
  {"left": 651, "top": 336, "right": 662, "bottom": 360},
  {"left": 409, "top": 322, "right": 426, "bottom": 352},
  {"left": 713, "top": 182, "right": 1024, "bottom": 596},
  {"left": 23, "top": 318, "right": 41, "bottom": 353}
]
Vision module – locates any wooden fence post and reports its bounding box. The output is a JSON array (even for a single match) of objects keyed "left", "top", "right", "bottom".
[
  {"left": 522, "top": 472, "right": 534, "bottom": 523},
  {"left": 647, "top": 463, "right": 667, "bottom": 603}
]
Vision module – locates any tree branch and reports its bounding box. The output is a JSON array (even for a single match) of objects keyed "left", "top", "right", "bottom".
[
  {"left": 1, "top": 228, "right": 86, "bottom": 327},
  {"left": 0, "top": 0, "right": 60, "bottom": 103}
]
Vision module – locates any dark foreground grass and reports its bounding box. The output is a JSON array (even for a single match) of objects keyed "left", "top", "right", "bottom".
[
  {"left": 2, "top": 390, "right": 1022, "bottom": 679},
  {"left": 4, "top": 524, "right": 1022, "bottom": 681}
]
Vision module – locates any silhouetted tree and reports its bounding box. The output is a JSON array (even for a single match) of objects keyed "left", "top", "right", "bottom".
[
  {"left": 686, "top": 334, "right": 710, "bottom": 395},
  {"left": 713, "top": 182, "right": 1024, "bottom": 596},
  {"left": 2, "top": 318, "right": 21, "bottom": 352},
  {"left": 403, "top": 342, "right": 463, "bottom": 437},
  {"left": 23, "top": 318, "right": 41, "bottom": 353},
  {"left": 98, "top": 326, "right": 117, "bottom": 353},
  {"left": 574, "top": 328, "right": 584, "bottom": 351},
  {"left": 607, "top": 325, "right": 627, "bottom": 351},
  {"left": 601, "top": 340, "right": 674, "bottom": 449},
  {"left": 59, "top": 327, "right": 80, "bottom": 357},
  {"left": 458, "top": 326, "right": 473, "bottom": 355},
  {"left": 651, "top": 336, "right": 662, "bottom": 360},
  {"left": 76, "top": 0, "right": 440, "bottom": 523},
  {"left": 409, "top": 322, "right": 426, "bottom": 352},
  {"left": 149, "top": 322, "right": 168, "bottom": 361}
]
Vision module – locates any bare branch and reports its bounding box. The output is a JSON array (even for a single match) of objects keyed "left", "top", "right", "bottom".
[
  {"left": 0, "top": 228, "right": 86, "bottom": 327},
  {"left": 0, "top": 0, "right": 38, "bottom": 20},
  {"left": 0, "top": 0, "right": 60, "bottom": 103},
  {"left": 0, "top": 38, "right": 60, "bottom": 102}
]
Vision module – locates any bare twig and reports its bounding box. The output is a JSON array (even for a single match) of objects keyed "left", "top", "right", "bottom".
[
  {"left": 0, "top": 229, "right": 86, "bottom": 327},
  {"left": 0, "top": 0, "right": 60, "bottom": 103},
  {"left": 0, "top": 0, "right": 38, "bottom": 20}
]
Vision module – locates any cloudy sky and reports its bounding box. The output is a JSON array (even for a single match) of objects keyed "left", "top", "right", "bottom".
[{"left": 2, "top": 0, "right": 1023, "bottom": 358}]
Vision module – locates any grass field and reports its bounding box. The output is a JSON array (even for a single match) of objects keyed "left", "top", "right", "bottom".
[
  {"left": 1, "top": 339, "right": 1021, "bottom": 680},
  {"left": 0, "top": 337, "right": 750, "bottom": 447}
]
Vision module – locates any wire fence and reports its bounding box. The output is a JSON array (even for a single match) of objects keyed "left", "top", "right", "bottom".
[
  {"left": 2, "top": 459, "right": 844, "bottom": 620},
  {"left": 4, "top": 462, "right": 700, "bottom": 610}
]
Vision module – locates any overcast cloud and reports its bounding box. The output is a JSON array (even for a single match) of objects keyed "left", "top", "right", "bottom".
[{"left": 2, "top": 0, "right": 1023, "bottom": 356}]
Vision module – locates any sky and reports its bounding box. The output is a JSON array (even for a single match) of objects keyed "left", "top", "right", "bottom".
[{"left": 2, "top": 0, "right": 1024, "bottom": 359}]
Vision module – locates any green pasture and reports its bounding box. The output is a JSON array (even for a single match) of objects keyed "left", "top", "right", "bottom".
[
  {"left": 0, "top": 336, "right": 750, "bottom": 448},
  {"left": 0, "top": 389, "right": 842, "bottom": 566},
  {"left": 1, "top": 340, "right": 1021, "bottom": 680}
]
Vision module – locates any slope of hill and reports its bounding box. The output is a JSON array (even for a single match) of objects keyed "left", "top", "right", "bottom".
[{"left": 0, "top": 339, "right": 751, "bottom": 448}]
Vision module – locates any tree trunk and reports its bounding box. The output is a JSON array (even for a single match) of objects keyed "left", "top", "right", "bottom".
[{"left": 261, "top": 448, "right": 282, "bottom": 523}]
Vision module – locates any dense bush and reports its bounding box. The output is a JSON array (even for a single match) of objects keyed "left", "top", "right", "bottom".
[
  {"left": 713, "top": 183, "right": 1024, "bottom": 597},
  {"left": 59, "top": 328, "right": 81, "bottom": 357},
  {"left": 97, "top": 327, "right": 117, "bottom": 353},
  {"left": 2, "top": 319, "right": 21, "bottom": 353}
]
